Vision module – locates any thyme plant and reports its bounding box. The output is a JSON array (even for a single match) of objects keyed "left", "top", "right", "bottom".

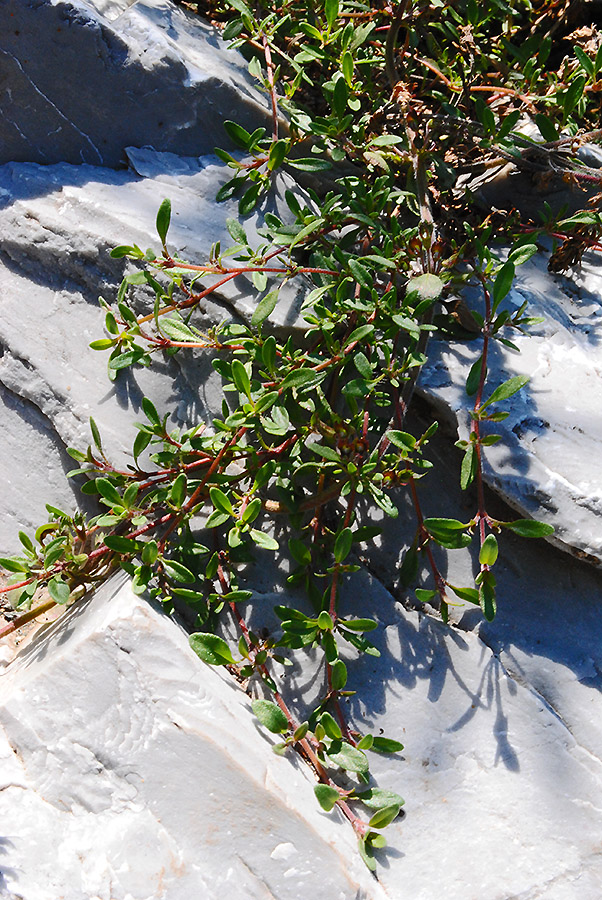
[{"left": 2, "top": 0, "right": 601, "bottom": 869}]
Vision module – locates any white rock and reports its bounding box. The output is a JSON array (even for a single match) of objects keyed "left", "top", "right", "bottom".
[
  {"left": 419, "top": 247, "right": 602, "bottom": 560},
  {"left": 0, "top": 0, "right": 270, "bottom": 167},
  {"left": 3, "top": 562, "right": 602, "bottom": 899},
  {"left": 0, "top": 574, "right": 386, "bottom": 900}
]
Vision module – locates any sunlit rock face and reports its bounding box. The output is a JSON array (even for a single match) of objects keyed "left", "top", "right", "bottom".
[
  {"left": 418, "top": 247, "right": 602, "bottom": 562},
  {"left": 0, "top": 575, "right": 385, "bottom": 900}
]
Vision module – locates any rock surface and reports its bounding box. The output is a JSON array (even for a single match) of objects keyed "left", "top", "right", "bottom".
[
  {"left": 0, "top": 0, "right": 270, "bottom": 167},
  {"left": 0, "top": 575, "right": 386, "bottom": 900},
  {"left": 2, "top": 1, "right": 602, "bottom": 899},
  {"left": 3, "top": 544, "right": 602, "bottom": 900},
  {"left": 418, "top": 247, "right": 602, "bottom": 561}
]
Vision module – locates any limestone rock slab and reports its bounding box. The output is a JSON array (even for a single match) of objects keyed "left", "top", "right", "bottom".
[
  {"left": 419, "top": 248, "right": 602, "bottom": 561},
  {"left": 0, "top": 0, "right": 269, "bottom": 167},
  {"left": 4, "top": 559, "right": 602, "bottom": 899},
  {"left": 0, "top": 574, "right": 385, "bottom": 900}
]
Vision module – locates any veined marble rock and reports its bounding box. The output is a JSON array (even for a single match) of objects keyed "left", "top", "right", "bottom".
[{"left": 0, "top": 0, "right": 271, "bottom": 167}]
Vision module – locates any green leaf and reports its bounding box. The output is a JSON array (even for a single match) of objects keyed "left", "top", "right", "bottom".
[
  {"left": 156, "top": 198, "right": 171, "bottom": 245},
  {"left": 371, "top": 736, "right": 404, "bottom": 753},
  {"left": 287, "top": 157, "right": 332, "bottom": 172},
  {"left": 345, "top": 323, "right": 374, "bottom": 346},
  {"left": 169, "top": 472, "right": 187, "bottom": 508},
  {"left": 357, "top": 788, "right": 405, "bottom": 810},
  {"left": 320, "top": 711, "right": 342, "bottom": 740},
  {"left": 268, "top": 139, "right": 288, "bottom": 172},
  {"left": 479, "top": 578, "right": 497, "bottom": 621},
  {"left": 358, "top": 836, "right": 377, "bottom": 872},
  {"left": 348, "top": 259, "right": 372, "bottom": 290},
  {"left": 163, "top": 559, "right": 196, "bottom": 583},
  {"left": 314, "top": 784, "right": 340, "bottom": 812},
  {"left": 241, "top": 498, "right": 262, "bottom": 524},
  {"left": 89, "top": 338, "right": 116, "bottom": 351},
  {"left": 281, "top": 368, "right": 323, "bottom": 392},
  {"left": 293, "top": 722, "right": 309, "bottom": 741},
  {"left": 231, "top": 359, "right": 251, "bottom": 397},
  {"left": 251, "top": 290, "right": 279, "bottom": 326},
  {"left": 318, "top": 611, "right": 334, "bottom": 630},
  {"left": 479, "top": 534, "right": 498, "bottom": 566},
  {"left": 210, "top": 487, "right": 234, "bottom": 517},
  {"left": 387, "top": 430, "right": 416, "bottom": 451},
  {"left": 448, "top": 584, "right": 480, "bottom": 604},
  {"left": 534, "top": 113, "right": 558, "bottom": 142},
  {"left": 496, "top": 109, "right": 521, "bottom": 140},
  {"left": 327, "top": 742, "right": 369, "bottom": 775},
  {"left": 508, "top": 243, "right": 538, "bottom": 266},
  {"left": 239, "top": 183, "right": 262, "bottom": 215},
  {"left": 331, "top": 659, "right": 347, "bottom": 690},
  {"left": 482, "top": 375, "right": 529, "bottom": 409},
  {"left": 190, "top": 632, "right": 236, "bottom": 665},
  {"left": 492, "top": 261, "right": 515, "bottom": 310},
  {"left": 90, "top": 417, "right": 103, "bottom": 454},
  {"left": 423, "top": 517, "right": 467, "bottom": 537},
  {"left": 18, "top": 531, "right": 34, "bottom": 554},
  {"left": 96, "top": 478, "right": 123, "bottom": 508},
  {"left": 205, "top": 510, "right": 231, "bottom": 529},
  {"left": 133, "top": 430, "right": 152, "bottom": 460},
  {"left": 342, "top": 50, "right": 354, "bottom": 85},
  {"left": 108, "top": 350, "right": 146, "bottom": 371},
  {"left": 252, "top": 699, "right": 289, "bottom": 733},
  {"left": 399, "top": 546, "right": 419, "bottom": 587},
  {"left": 103, "top": 535, "right": 144, "bottom": 554},
  {"left": 226, "top": 217, "right": 248, "bottom": 245},
  {"left": 0, "top": 557, "right": 29, "bottom": 573},
  {"left": 504, "top": 519, "right": 554, "bottom": 537},
  {"left": 223, "top": 119, "right": 252, "bottom": 149},
  {"left": 250, "top": 529, "right": 279, "bottom": 551},
  {"left": 110, "top": 245, "right": 135, "bottom": 258},
  {"left": 460, "top": 443, "right": 476, "bottom": 491},
  {"left": 325, "top": 0, "right": 338, "bottom": 29},
  {"left": 466, "top": 356, "right": 484, "bottom": 397},
  {"left": 289, "top": 538, "right": 311, "bottom": 566},
  {"left": 574, "top": 45, "right": 594, "bottom": 76},
  {"left": 334, "top": 527, "right": 353, "bottom": 563},
  {"left": 47, "top": 577, "right": 71, "bottom": 605},
  {"left": 254, "top": 390, "right": 279, "bottom": 414},
  {"left": 562, "top": 75, "right": 586, "bottom": 117},
  {"left": 161, "top": 317, "right": 200, "bottom": 344},
  {"left": 141, "top": 396, "right": 161, "bottom": 427},
  {"left": 368, "top": 804, "right": 401, "bottom": 829},
  {"left": 141, "top": 540, "right": 159, "bottom": 565},
  {"left": 339, "top": 617, "right": 377, "bottom": 632}
]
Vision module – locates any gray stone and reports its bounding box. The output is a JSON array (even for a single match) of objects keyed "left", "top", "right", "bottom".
[{"left": 0, "top": 0, "right": 270, "bottom": 167}]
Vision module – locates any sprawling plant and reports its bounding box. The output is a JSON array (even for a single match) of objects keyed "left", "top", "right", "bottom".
[{"left": 2, "top": 0, "right": 601, "bottom": 869}]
